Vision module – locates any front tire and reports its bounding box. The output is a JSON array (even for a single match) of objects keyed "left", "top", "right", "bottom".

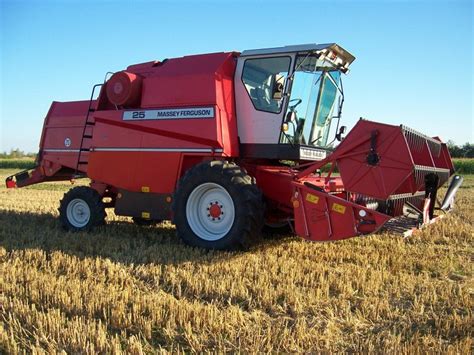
[
  {"left": 173, "top": 161, "right": 263, "bottom": 250},
  {"left": 59, "top": 186, "right": 106, "bottom": 231}
]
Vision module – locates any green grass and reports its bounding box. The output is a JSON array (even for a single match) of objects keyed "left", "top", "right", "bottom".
[{"left": 452, "top": 158, "right": 474, "bottom": 174}]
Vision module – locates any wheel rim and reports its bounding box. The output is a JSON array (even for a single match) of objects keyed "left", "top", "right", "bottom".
[
  {"left": 186, "top": 182, "right": 235, "bottom": 241},
  {"left": 66, "top": 198, "right": 91, "bottom": 228}
]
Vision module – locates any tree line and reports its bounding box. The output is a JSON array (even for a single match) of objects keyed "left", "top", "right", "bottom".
[
  {"left": 0, "top": 149, "right": 37, "bottom": 159},
  {"left": 447, "top": 142, "right": 474, "bottom": 158}
]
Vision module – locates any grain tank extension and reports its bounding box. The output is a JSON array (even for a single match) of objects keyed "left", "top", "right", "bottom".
[{"left": 6, "top": 43, "right": 462, "bottom": 249}]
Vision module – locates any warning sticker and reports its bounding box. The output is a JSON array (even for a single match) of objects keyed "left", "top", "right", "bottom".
[
  {"left": 305, "top": 193, "right": 319, "bottom": 204},
  {"left": 332, "top": 203, "right": 346, "bottom": 214}
]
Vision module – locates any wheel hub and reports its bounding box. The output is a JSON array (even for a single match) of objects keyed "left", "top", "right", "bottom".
[
  {"left": 186, "top": 182, "right": 235, "bottom": 241},
  {"left": 208, "top": 201, "right": 223, "bottom": 220},
  {"left": 66, "top": 198, "right": 91, "bottom": 228}
]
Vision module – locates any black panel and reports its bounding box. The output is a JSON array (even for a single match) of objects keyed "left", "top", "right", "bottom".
[
  {"left": 115, "top": 190, "right": 172, "bottom": 220},
  {"left": 239, "top": 143, "right": 329, "bottom": 161}
]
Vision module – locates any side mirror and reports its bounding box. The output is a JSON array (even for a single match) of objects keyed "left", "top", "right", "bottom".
[
  {"left": 336, "top": 126, "right": 347, "bottom": 141},
  {"left": 285, "top": 111, "right": 296, "bottom": 123}
]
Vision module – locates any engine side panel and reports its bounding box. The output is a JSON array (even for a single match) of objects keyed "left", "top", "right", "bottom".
[
  {"left": 85, "top": 52, "right": 239, "bottom": 193},
  {"left": 87, "top": 108, "right": 224, "bottom": 193}
]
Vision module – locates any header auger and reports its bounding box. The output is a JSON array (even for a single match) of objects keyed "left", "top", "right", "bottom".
[{"left": 6, "top": 43, "right": 462, "bottom": 249}]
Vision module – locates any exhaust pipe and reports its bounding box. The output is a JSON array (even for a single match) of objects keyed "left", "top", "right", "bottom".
[{"left": 440, "top": 175, "right": 463, "bottom": 211}]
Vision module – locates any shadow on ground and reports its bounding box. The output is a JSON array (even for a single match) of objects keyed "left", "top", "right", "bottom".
[{"left": 0, "top": 210, "right": 286, "bottom": 266}]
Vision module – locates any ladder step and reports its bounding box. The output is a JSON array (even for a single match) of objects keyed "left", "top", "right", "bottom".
[{"left": 75, "top": 83, "right": 101, "bottom": 174}]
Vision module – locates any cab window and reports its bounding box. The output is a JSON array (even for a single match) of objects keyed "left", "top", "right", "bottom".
[{"left": 242, "top": 57, "right": 291, "bottom": 114}]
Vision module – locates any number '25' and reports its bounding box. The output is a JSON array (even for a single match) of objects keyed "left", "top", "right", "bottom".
[{"left": 132, "top": 112, "right": 145, "bottom": 119}]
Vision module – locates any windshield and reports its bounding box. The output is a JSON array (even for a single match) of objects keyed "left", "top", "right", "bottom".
[{"left": 280, "top": 55, "right": 343, "bottom": 147}]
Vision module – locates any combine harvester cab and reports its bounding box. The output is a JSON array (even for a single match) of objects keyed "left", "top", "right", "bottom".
[{"left": 5, "top": 43, "right": 463, "bottom": 250}]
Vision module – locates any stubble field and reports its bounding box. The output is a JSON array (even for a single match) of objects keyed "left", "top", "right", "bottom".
[{"left": 0, "top": 169, "right": 473, "bottom": 353}]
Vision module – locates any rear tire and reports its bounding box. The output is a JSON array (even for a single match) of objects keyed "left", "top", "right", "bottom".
[
  {"left": 59, "top": 186, "right": 106, "bottom": 232},
  {"left": 172, "top": 161, "right": 264, "bottom": 250}
]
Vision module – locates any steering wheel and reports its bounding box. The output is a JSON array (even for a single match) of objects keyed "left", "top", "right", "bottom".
[{"left": 288, "top": 98, "right": 302, "bottom": 111}]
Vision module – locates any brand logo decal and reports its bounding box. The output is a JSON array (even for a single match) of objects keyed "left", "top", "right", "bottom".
[
  {"left": 64, "top": 138, "right": 71, "bottom": 147},
  {"left": 123, "top": 107, "right": 215, "bottom": 120}
]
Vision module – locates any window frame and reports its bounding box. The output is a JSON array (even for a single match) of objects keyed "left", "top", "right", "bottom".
[{"left": 240, "top": 55, "right": 292, "bottom": 115}]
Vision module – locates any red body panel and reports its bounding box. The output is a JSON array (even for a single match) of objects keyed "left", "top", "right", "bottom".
[
  {"left": 87, "top": 110, "right": 223, "bottom": 193},
  {"left": 131, "top": 51, "right": 239, "bottom": 156},
  {"left": 292, "top": 182, "right": 391, "bottom": 241},
  {"left": 139, "top": 52, "right": 236, "bottom": 108},
  {"left": 298, "top": 119, "right": 454, "bottom": 199},
  {"left": 85, "top": 52, "right": 239, "bottom": 193},
  {"left": 252, "top": 165, "right": 345, "bottom": 211},
  {"left": 38, "top": 100, "right": 95, "bottom": 173},
  {"left": 89, "top": 151, "right": 180, "bottom": 193}
]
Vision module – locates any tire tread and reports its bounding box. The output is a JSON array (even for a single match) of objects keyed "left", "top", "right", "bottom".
[
  {"left": 58, "top": 186, "right": 106, "bottom": 232},
  {"left": 172, "top": 161, "right": 263, "bottom": 250}
]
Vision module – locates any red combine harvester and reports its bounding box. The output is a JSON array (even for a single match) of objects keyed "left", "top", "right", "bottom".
[{"left": 6, "top": 44, "right": 463, "bottom": 250}]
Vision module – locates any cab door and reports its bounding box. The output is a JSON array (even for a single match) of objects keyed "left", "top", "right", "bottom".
[{"left": 234, "top": 55, "right": 294, "bottom": 147}]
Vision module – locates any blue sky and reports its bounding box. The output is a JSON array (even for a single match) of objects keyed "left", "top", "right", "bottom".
[{"left": 1, "top": 0, "right": 472, "bottom": 152}]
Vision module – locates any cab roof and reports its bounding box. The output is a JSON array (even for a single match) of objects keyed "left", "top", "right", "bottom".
[{"left": 240, "top": 43, "right": 355, "bottom": 72}]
